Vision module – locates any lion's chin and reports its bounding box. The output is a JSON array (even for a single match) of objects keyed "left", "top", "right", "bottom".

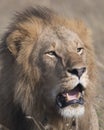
[{"left": 59, "top": 105, "right": 85, "bottom": 118}]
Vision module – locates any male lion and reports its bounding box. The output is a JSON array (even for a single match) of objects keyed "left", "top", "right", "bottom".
[{"left": 0, "top": 7, "right": 99, "bottom": 130}]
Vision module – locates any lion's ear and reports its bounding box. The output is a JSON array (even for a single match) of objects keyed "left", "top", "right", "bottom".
[{"left": 6, "top": 30, "right": 25, "bottom": 56}]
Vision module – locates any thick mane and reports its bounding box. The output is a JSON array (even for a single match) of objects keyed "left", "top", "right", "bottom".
[
  {"left": 15, "top": 6, "right": 54, "bottom": 22},
  {"left": 1, "top": 7, "right": 54, "bottom": 50},
  {"left": 7, "top": 6, "right": 55, "bottom": 29}
]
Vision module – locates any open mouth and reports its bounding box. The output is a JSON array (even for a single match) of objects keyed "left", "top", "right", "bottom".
[{"left": 56, "top": 84, "right": 85, "bottom": 108}]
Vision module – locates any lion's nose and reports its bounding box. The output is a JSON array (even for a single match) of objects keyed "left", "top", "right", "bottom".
[{"left": 68, "top": 67, "right": 86, "bottom": 78}]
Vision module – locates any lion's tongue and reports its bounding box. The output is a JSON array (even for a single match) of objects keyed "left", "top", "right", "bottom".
[
  {"left": 63, "top": 88, "right": 80, "bottom": 101},
  {"left": 65, "top": 92, "right": 79, "bottom": 101}
]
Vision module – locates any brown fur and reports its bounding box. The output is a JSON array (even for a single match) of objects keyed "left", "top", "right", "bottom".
[{"left": 0, "top": 7, "right": 99, "bottom": 130}]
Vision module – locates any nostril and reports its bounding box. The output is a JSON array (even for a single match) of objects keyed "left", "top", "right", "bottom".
[
  {"left": 68, "top": 67, "right": 86, "bottom": 78},
  {"left": 70, "top": 69, "right": 78, "bottom": 76},
  {"left": 77, "top": 67, "right": 86, "bottom": 78}
]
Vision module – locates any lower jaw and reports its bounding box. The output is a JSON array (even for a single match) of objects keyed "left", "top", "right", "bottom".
[
  {"left": 70, "top": 103, "right": 79, "bottom": 108},
  {"left": 59, "top": 105, "right": 85, "bottom": 118}
]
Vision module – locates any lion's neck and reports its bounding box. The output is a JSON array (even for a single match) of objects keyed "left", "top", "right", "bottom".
[
  {"left": 28, "top": 100, "right": 78, "bottom": 130},
  {"left": 26, "top": 114, "right": 77, "bottom": 130},
  {"left": 42, "top": 117, "right": 77, "bottom": 130}
]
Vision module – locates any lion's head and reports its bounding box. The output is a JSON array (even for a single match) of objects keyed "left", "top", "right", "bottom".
[
  {"left": 35, "top": 26, "right": 89, "bottom": 118},
  {"left": 2, "top": 7, "right": 96, "bottom": 120}
]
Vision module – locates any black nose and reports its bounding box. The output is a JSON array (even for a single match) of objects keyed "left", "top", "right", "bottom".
[{"left": 68, "top": 67, "right": 86, "bottom": 78}]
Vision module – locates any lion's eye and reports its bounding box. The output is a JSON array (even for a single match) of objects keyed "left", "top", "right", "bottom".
[
  {"left": 46, "top": 51, "right": 57, "bottom": 58},
  {"left": 77, "top": 47, "right": 84, "bottom": 55}
]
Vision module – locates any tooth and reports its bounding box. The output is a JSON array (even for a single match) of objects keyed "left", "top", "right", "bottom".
[
  {"left": 66, "top": 93, "right": 70, "bottom": 101},
  {"left": 58, "top": 101, "right": 62, "bottom": 107},
  {"left": 82, "top": 91, "right": 84, "bottom": 96},
  {"left": 78, "top": 93, "right": 81, "bottom": 98}
]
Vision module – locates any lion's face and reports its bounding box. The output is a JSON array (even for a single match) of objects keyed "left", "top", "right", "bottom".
[{"left": 33, "top": 26, "right": 89, "bottom": 118}]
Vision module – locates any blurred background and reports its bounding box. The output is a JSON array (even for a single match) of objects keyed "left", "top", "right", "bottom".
[{"left": 0, "top": 0, "right": 104, "bottom": 129}]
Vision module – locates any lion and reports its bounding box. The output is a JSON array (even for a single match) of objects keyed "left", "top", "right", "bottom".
[{"left": 0, "top": 7, "right": 99, "bottom": 130}]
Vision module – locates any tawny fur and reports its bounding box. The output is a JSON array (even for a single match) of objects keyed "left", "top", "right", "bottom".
[{"left": 0, "top": 7, "right": 99, "bottom": 130}]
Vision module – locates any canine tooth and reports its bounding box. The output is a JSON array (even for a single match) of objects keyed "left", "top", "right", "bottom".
[
  {"left": 78, "top": 93, "right": 81, "bottom": 98},
  {"left": 66, "top": 93, "right": 70, "bottom": 101},
  {"left": 58, "top": 102, "right": 62, "bottom": 107},
  {"left": 82, "top": 91, "right": 84, "bottom": 96}
]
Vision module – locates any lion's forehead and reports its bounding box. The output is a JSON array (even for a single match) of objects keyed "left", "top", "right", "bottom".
[{"left": 38, "top": 26, "right": 84, "bottom": 50}]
